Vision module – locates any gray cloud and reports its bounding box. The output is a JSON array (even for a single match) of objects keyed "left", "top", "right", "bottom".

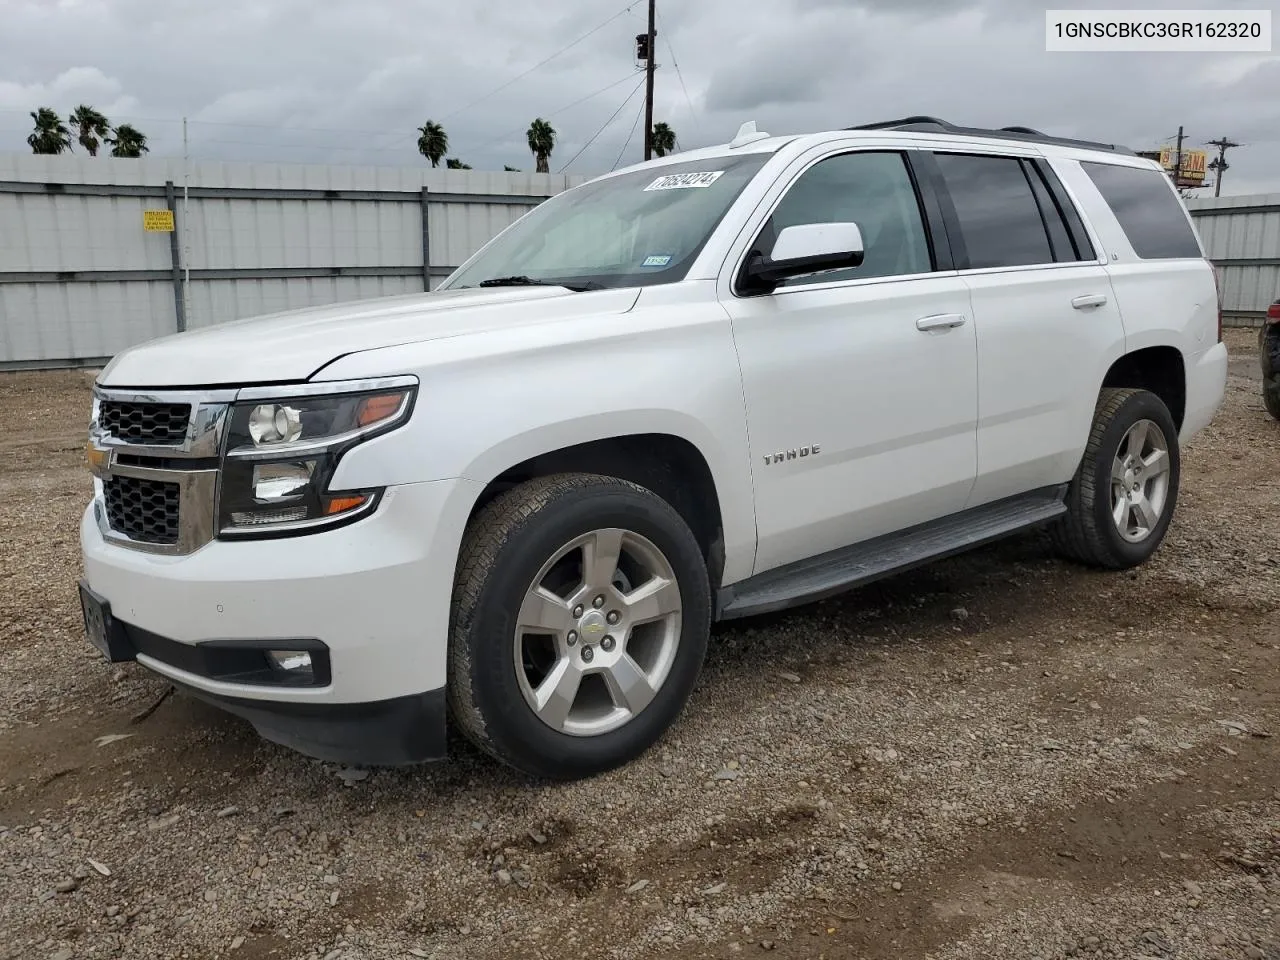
[{"left": 0, "top": 0, "right": 1276, "bottom": 194}]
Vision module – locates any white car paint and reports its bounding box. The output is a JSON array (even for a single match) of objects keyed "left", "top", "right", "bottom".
[
  {"left": 723, "top": 272, "right": 979, "bottom": 573},
  {"left": 961, "top": 263, "right": 1129, "bottom": 506},
  {"left": 1050, "top": 154, "right": 1226, "bottom": 441},
  {"left": 99, "top": 285, "right": 642, "bottom": 386},
  {"left": 81, "top": 478, "right": 481, "bottom": 701},
  {"left": 82, "top": 123, "right": 1228, "bottom": 727}
]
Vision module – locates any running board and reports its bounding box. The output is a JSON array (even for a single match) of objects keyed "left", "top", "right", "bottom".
[{"left": 716, "top": 486, "right": 1068, "bottom": 620}]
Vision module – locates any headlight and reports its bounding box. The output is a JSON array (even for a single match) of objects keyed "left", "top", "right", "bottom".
[{"left": 217, "top": 382, "right": 415, "bottom": 537}]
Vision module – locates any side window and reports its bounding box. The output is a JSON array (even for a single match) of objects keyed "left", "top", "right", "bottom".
[
  {"left": 1081, "top": 161, "right": 1202, "bottom": 259},
  {"left": 755, "top": 151, "right": 933, "bottom": 288},
  {"left": 933, "top": 153, "right": 1054, "bottom": 269}
]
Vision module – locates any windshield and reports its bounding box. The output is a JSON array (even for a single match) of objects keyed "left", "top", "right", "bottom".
[{"left": 441, "top": 153, "right": 773, "bottom": 292}]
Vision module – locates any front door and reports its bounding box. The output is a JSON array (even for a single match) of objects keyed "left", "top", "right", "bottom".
[{"left": 722, "top": 149, "right": 979, "bottom": 576}]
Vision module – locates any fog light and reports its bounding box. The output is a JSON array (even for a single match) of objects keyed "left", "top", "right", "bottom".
[
  {"left": 266, "top": 650, "right": 313, "bottom": 677},
  {"left": 248, "top": 404, "right": 304, "bottom": 446}
]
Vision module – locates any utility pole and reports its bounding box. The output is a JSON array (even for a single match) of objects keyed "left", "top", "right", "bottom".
[
  {"left": 1206, "top": 136, "right": 1240, "bottom": 197},
  {"left": 642, "top": 0, "right": 656, "bottom": 160},
  {"left": 1171, "top": 125, "right": 1185, "bottom": 189}
]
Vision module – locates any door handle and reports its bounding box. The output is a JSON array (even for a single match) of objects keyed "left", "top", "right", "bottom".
[
  {"left": 1071, "top": 294, "right": 1108, "bottom": 310},
  {"left": 915, "top": 313, "right": 967, "bottom": 332}
]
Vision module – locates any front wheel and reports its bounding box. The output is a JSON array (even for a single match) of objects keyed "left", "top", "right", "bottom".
[
  {"left": 447, "top": 473, "right": 711, "bottom": 780},
  {"left": 1052, "top": 388, "right": 1181, "bottom": 569}
]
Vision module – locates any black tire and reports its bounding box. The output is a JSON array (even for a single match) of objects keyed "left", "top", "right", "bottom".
[
  {"left": 1264, "top": 377, "right": 1280, "bottom": 422},
  {"left": 447, "top": 473, "right": 711, "bottom": 780},
  {"left": 1052, "top": 388, "right": 1181, "bottom": 570}
]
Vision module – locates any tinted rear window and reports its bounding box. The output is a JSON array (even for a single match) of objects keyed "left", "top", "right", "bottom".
[
  {"left": 933, "top": 153, "right": 1053, "bottom": 269},
  {"left": 1081, "top": 161, "right": 1202, "bottom": 259}
]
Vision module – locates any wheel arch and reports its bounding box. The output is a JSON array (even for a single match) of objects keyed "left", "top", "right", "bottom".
[
  {"left": 1101, "top": 345, "right": 1186, "bottom": 431},
  {"left": 460, "top": 417, "right": 754, "bottom": 589}
]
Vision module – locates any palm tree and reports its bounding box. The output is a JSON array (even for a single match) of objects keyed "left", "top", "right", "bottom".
[
  {"left": 416, "top": 120, "right": 448, "bottom": 167},
  {"left": 651, "top": 122, "right": 677, "bottom": 158},
  {"left": 27, "top": 107, "right": 72, "bottom": 155},
  {"left": 69, "top": 105, "right": 110, "bottom": 157},
  {"left": 527, "top": 118, "right": 556, "bottom": 174},
  {"left": 106, "top": 123, "right": 149, "bottom": 158},
  {"left": 445, "top": 157, "right": 471, "bottom": 170}
]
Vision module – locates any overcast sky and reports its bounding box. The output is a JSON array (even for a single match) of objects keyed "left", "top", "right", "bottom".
[{"left": 0, "top": 0, "right": 1277, "bottom": 195}]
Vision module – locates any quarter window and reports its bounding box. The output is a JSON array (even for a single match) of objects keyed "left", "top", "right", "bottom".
[
  {"left": 751, "top": 151, "right": 933, "bottom": 288},
  {"left": 933, "top": 153, "right": 1054, "bottom": 269},
  {"left": 1081, "top": 161, "right": 1202, "bottom": 260}
]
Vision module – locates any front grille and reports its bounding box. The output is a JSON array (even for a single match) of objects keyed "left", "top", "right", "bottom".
[
  {"left": 99, "top": 401, "right": 191, "bottom": 445},
  {"left": 104, "top": 476, "right": 181, "bottom": 545}
]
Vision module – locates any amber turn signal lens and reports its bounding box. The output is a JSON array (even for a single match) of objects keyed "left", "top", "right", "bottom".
[
  {"left": 356, "top": 392, "right": 406, "bottom": 427},
  {"left": 324, "top": 495, "right": 368, "bottom": 516},
  {"left": 86, "top": 443, "right": 107, "bottom": 472}
]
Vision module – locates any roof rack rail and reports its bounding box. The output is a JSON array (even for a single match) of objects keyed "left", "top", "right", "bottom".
[{"left": 846, "top": 116, "right": 1134, "bottom": 155}]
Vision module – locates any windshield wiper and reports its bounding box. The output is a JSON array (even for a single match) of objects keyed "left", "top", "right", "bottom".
[
  {"left": 477, "top": 275, "right": 551, "bottom": 287},
  {"left": 474, "top": 275, "right": 602, "bottom": 292}
]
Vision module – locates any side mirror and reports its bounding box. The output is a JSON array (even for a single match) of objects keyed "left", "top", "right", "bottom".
[{"left": 742, "top": 222, "right": 865, "bottom": 293}]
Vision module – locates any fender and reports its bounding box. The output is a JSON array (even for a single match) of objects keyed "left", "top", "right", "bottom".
[{"left": 315, "top": 300, "right": 760, "bottom": 585}]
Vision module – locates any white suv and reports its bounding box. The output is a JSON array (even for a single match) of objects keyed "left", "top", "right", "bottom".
[{"left": 79, "top": 117, "right": 1228, "bottom": 779}]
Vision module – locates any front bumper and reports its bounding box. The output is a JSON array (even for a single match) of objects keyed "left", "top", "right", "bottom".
[
  {"left": 80, "top": 585, "right": 446, "bottom": 764},
  {"left": 183, "top": 683, "right": 448, "bottom": 766},
  {"left": 80, "top": 476, "right": 482, "bottom": 711}
]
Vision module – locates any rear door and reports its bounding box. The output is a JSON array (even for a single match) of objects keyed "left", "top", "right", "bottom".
[{"left": 921, "top": 150, "right": 1128, "bottom": 506}]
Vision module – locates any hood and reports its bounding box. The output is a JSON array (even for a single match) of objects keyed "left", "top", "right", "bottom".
[{"left": 99, "top": 285, "right": 641, "bottom": 387}]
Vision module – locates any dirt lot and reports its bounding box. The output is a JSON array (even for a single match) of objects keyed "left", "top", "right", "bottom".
[{"left": 2, "top": 328, "right": 1278, "bottom": 960}]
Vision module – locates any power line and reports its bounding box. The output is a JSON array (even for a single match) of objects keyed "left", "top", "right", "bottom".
[
  {"left": 464, "top": 70, "right": 642, "bottom": 156},
  {"left": 558, "top": 76, "right": 646, "bottom": 172},
  {"left": 437, "top": 1, "right": 642, "bottom": 123},
  {"left": 3, "top": 1, "right": 647, "bottom": 157},
  {"left": 612, "top": 95, "right": 647, "bottom": 171},
  {"left": 655, "top": 8, "right": 700, "bottom": 137}
]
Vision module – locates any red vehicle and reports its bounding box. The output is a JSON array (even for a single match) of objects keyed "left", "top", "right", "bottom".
[{"left": 1264, "top": 299, "right": 1280, "bottom": 421}]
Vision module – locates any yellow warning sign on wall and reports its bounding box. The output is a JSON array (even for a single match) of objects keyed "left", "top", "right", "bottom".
[{"left": 143, "top": 209, "right": 175, "bottom": 232}]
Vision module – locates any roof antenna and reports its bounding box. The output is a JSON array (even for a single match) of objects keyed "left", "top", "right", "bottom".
[{"left": 729, "top": 120, "right": 770, "bottom": 149}]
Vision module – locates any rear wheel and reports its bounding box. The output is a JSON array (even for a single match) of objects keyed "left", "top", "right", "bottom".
[
  {"left": 1052, "top": 388, "right": 1181, "bottom": 569},
  {"left": 447, "top": 473, "right": 711, "bottom": 779},
  {"left": 1264, "top": 377, "right": 1280, "bottom": 422},
  {"left": 1262, "top": 324, "right": 1280, "bottom": 421}
]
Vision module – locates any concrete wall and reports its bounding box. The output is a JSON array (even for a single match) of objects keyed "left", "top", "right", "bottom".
[
  {"left": 0, "top": 154, "right": 588, "bottom": 367},
  {"left": 1187, "top": 194, "right": 1280, "bottom": 325}
]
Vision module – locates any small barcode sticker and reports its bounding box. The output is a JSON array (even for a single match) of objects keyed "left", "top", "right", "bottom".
[{"left": 644, "top": 171, "right": 724, "bottom": 191}]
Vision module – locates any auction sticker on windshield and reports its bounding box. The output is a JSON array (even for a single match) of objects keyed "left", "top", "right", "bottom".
[{"left": 644, "top": 171, "right": 724, "bottom": 191}]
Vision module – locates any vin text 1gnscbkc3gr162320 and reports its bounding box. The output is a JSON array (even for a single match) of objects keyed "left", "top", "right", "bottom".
[{"left": 79, "top": 116, "right": 1228, "bottom": 780}]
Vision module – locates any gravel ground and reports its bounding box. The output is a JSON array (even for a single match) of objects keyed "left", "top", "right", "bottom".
[{"left": 2, "top": 328, "right": 1278, "bottom": 960}]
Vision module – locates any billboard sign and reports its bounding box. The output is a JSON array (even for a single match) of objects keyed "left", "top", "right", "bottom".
[{"left": 1155, "top": 146, "right": 1208, "bottom": 186}]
